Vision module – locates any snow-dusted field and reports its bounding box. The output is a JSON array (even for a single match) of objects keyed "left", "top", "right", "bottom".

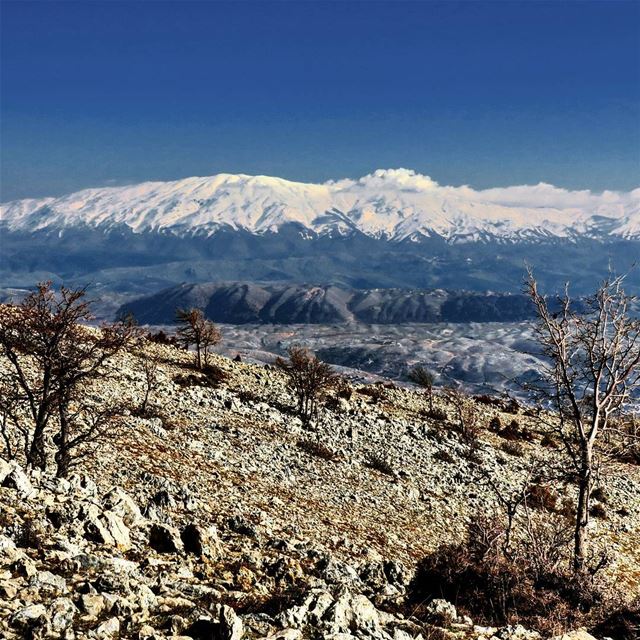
[{"left": 214, "top": 321, "right": 544, "bottom": 397}]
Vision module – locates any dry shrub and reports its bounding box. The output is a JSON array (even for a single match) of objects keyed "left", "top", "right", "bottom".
[
  {"left": 489, "top": 416, "right": 502, "bottom": 431},
  {"left": 433, "top": 450, "right": 455, "bottom": 464},
  {"left": 407, "top": 512, "right": 616, "bottom": 635},
  {"left": 593, "top": 599, "right": 640, "bottom": 640},
  {"left": 528, "top": 483, "right": 558, "bottom": 512},
  {"left": 591, "top": 486, "right": 608, "bottom": 503},
  {"left": 501, "top": 441, "right": 526, "bottom": 457},
  {"left": 238, "top": 388, "right": 261, "bottom": 404},
  {"left": 145, "top": 329, "right": 180, "bottom": 347},
  {"left": 174, "top": 363, "right": 228, "bottom": 389},
  {"left": 425, "top": 407, "right": 447, "bottom": 421},
  {"left": 365, "top": 454, "right": 395, "bottom": 476},
  {"left": 541, "top": 433, "right": 559, "bottom": 448},
  {"left": 335, "top": 377, "right": 353, "bottom": 400},
  {"left": 297, "top": 439, "right": 338, "bottom": 461},
  {"left": 359, "top": 385, "right": 385, "bottom": 403},
  {"left": 589, "top": 503, "right": 607, "bottom": 520}
]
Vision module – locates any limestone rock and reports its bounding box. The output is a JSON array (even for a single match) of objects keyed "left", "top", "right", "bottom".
[
  {"left": 149, "top": 523, "right": 184, "bottom": 553},
  {"left": 424, "top": 599, "right": 457, "bottom": 626},
  {"left": 2, "top": 464, "right": 36, "bottom": 499},
  {"left": 102, "top": 486, "right": 143, "bottom": 526}
]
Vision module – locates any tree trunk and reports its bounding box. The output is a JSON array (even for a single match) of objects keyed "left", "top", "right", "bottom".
[
  {"left": 54, "top": 402, "right": 71, "bottom": 478},
  {"left": 28, "top": 421, "right": 48, "bottom": 471},
  {"left": 573, "top": 447, "right": 592, "bottom": 572}
]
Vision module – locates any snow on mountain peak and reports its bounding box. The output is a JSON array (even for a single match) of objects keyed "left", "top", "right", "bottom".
[{"left": 1, "top": 169, "right": 639, "bottom": 243}]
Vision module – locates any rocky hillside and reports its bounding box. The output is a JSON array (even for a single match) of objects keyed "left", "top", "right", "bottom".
[{"left": 1, "top": 339, "right": 639, "bottom": 639}]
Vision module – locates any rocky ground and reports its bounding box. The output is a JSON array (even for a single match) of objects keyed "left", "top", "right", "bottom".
[{"left": 1, "top": 339, "right": 639, "bottom": 639}]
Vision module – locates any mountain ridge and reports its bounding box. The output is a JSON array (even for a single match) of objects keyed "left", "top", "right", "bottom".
[
  {"left": 3, "top": 168, "right": 640, "bottom": 243},
  {"left": 117, "top": 282, "right": 544, "bottom": 326}
]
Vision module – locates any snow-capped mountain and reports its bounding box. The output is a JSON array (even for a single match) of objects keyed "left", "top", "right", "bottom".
[
  {"left": 3, "top": 168, "right": 639, "bottom": 243},
  {"left": 2, "top": 169, "right": 640, "bottom": 303}
]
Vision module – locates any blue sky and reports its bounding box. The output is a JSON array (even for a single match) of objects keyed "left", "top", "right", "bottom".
[{"left": 1, "top": 0, "right": 639, "bottom": 201}]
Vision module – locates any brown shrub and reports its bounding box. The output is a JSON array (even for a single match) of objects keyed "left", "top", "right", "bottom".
[
  {"left": 365, "top": 454, "right": 395, "bottom": 476},
  {"left": 407, "top": 516, "right": 614, "bottom": 635},
  {"left": 359, "top": 385, "right": 385, "bottom": 403},
  {"left": 500, "top": 441, "right": 525, "bottom": 457},
  {"left": 174, "top": 363, "right": 229, "bottom": 389},
  {"left": 297, "top": 439, "right": 338, "bottom": 461},
  {"left": 589, "top": 503, "right": 608, "bottom": 520},
  {"left": 528, "top": 483, "right": 558, "bottom": 512},
  {"left": 433, "top": 449, "right": 455, "bottom": 464}
]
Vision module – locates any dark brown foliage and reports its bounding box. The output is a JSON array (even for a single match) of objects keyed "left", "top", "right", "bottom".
[
  {"left": 408, "top": 365, "right": 435, "bottom": 411},
  {"left": 297, "top": 439, "right": 338, "bottom": 461},
  {"left": 358, "top": 384, "right": 385, "bottom": 403},
  {"left": 175, "top": 308, "right": 222, "bottom": 369},
  {"left": 365, "top": 454, "right": 395, "bottom": 476},
  {"left": 274, "top": 346, "right": 338, "bottom": 423},
  {"left": 0, "top": 282, "right": 136, "bottom": 476},
  {"left": 145, "top": 329, "right": 181, "bottom": 347},
  {"left": 407, "top": 514, "right": 613, "bottom": 635},
  {"left": 528, "top": 483, "right": 558, "bottom": 512},
  {"left": 500, "top": 441, "right": 526, "bottom": 457},
  {"left": 174, "top": 363, "right": 228, "bottom": 389}
]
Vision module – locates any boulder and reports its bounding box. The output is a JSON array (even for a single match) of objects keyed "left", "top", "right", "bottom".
[
  {"left": 84, "top": 508, "right": 131, "bottom": 550},
  {"left": 30, "top": 570, "right": 67, "bottom": 595},
  {"left": 424, "top": 599, "right": 457, "bottom": 626},
  {"left": 92, "top": 616, "right": 120, "bottom": 638},
  {"left": 181, "top": 523, "right": 222, "bottom": 558},
  {"left": 550, "top": 632, "right": 597, "bottom": 640},
  {"left": 49, "top": 597, "right": 77, "bottom": 632},
  {"left": 186, "top": 607, "right": 243, "bottom": 640},
  {"left": 323, "top": 590, "right": 381, "bottom": 635},
  {"left": 2, "top": 464, "right": 36, "bottom": 499},
  {"left": 149, "top": 523, "right": 184, "bottom": 553},
  {"left": 80, "top": 593, "right": 106, "bottom": 618},
  {"left": 11, "top": 603, "right": 49, "bottom": 633},
  {"left": 102, "top": 486, "right": 143, "bottom": 526}
]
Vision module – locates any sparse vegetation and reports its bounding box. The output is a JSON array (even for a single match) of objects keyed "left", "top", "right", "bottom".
[
  {"left": 175, "top": 307, "right": 222, "bottom": 370},
  {"left": 527, "top": 270, "right": 640, "bottom": 572},
  {"left": 408, "top": 509, "right": 617, "bottom": 635},
  {"left": 274, "top": 346, "right": 338, "bottom": 423},
  {"left": 408, "top": 365, "right": 435, "bottom": 411},
  {"left": 365, "top": 453, "right": 395, "bottom": 476},
  {"left": 0, "top": 282, "right": 136, "bottom": 476},
  {"left": 297, "top": 439, "right": 338, "bottom": 461}
]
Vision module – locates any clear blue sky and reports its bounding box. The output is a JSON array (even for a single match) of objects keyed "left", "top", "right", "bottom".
[{"left": 1, "top": 0, "right": 639, "bottom": 201}]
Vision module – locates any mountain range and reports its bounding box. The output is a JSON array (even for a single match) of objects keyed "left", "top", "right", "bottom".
[
  {"left": 117, "top": 282, "right": 544, "bottom": 325},
  {"left": 2, "top": 168, "right": 639, "bottom": 299}
]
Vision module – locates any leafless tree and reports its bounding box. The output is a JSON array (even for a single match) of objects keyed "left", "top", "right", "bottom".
[
  {"left": 526, "top": 270, "right": 640, "bottom": 572},
  {"left": 0, "top": 282, "right": 137, "bottom": 476},
  {"left": 175, "top": 308, "right": 222, "bottom": 369},
  {"left": 138, "top": 354, "right": 160, "bottom": 415},
  {"left": 445, "top": 386, "right": 480, "bottom": 446},
  {"left": 275, "top": 346, "right": 338, "bottom": 423},
  {"left": 408, "top": 365, "right": 435, "bottom": 412}
]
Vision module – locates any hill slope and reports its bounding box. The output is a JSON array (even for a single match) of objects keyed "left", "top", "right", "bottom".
[{"left": 1, "top": 338, "right": 638, "bottom": 639}]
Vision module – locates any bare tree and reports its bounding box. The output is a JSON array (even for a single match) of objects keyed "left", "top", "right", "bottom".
[
  {"left": 445, "top": 386, "right": 480, "bottom": 446},
  {"left": 275, "top": 346, "right": 338, "bottom": 423},
  {"left": 175, "top": 308, "right": 222, "bottom": 369},
  {"left": 408, "top": 365, "right": 435, "bottom": 412},
  {"left": 0, "top": 282, "right": 136, "bottom": 476},
  {"left": 526, "top": 270, "right": 640, "bottom": 572},
  {"left": 138, "top": 354, "right": 160, "bottom": 415}
]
